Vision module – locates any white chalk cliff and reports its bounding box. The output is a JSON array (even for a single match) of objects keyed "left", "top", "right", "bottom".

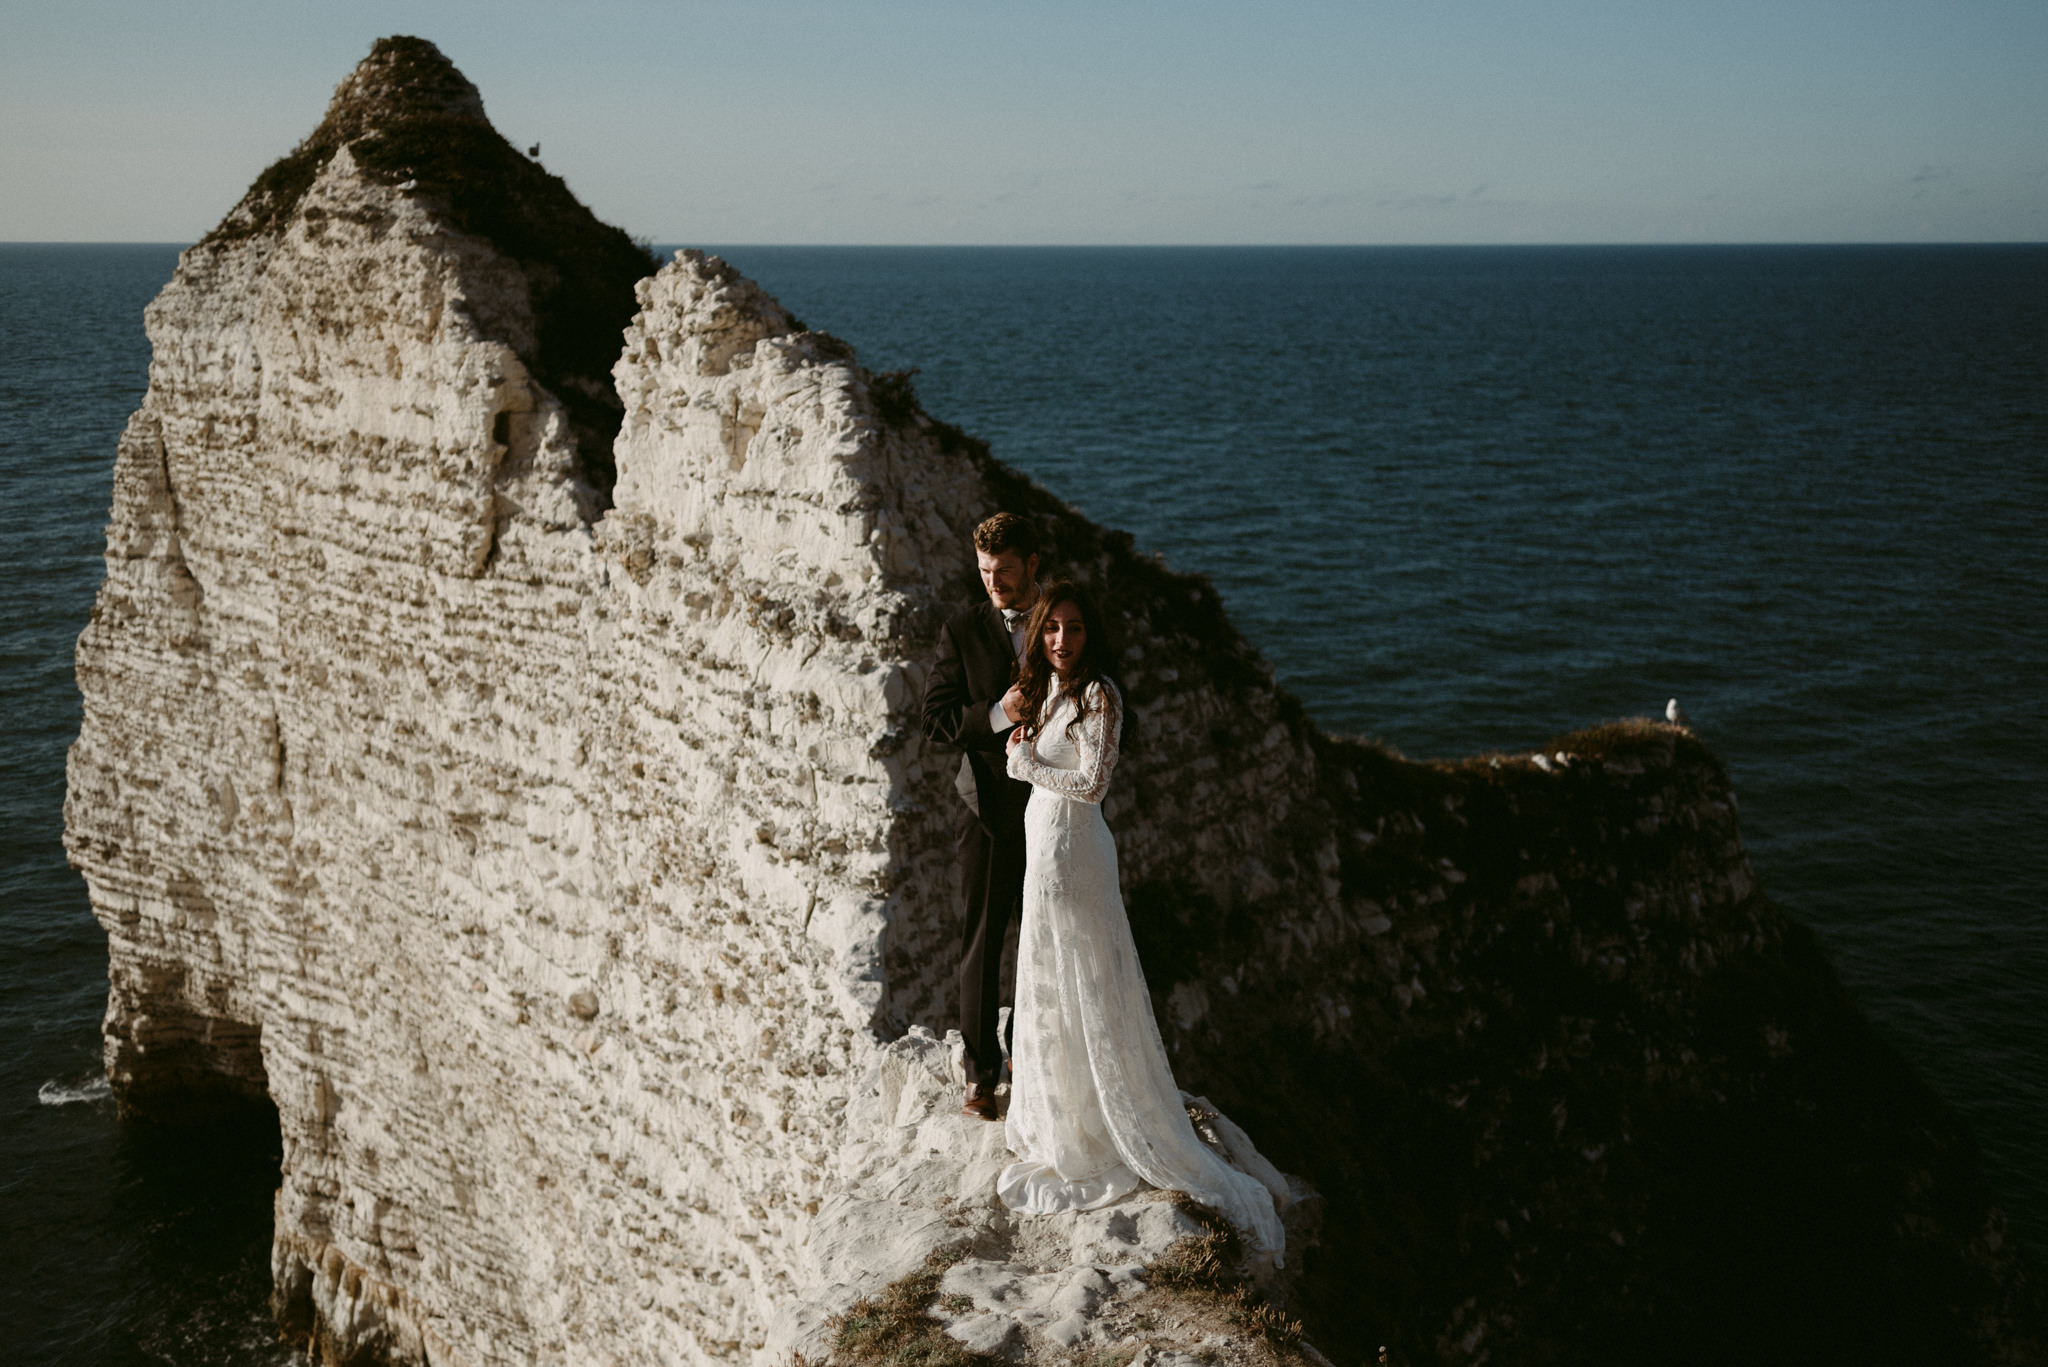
[
  {"left": 67, "top": 36, "right": 2047, "bottom": 1367},
  {"left": 65, "top": 37, "right": 1320, "bottom": 1367}
]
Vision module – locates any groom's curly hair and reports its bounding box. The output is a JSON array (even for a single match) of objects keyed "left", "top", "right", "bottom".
[
  {"left": 1015, "top": 580, "right": 1122, "bottom": 748},
  {"left": 973, "top": 511, "right": 1039, "bottom": 559}
]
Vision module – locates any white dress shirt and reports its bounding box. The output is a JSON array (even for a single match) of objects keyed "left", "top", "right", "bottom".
[{"left": 987, "top": 592, "right": 1037, "bottom": 733}]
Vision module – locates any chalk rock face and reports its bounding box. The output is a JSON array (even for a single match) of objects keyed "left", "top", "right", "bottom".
[
  {"left": 63, "top": 38, "right": 965, "bottom": 1366},
  {"left": 63, "top": 37, "right": 1317, "bottom": 1367},
  {"left": 68, "top": 36, "right": 2046, "bottom": 1367}
]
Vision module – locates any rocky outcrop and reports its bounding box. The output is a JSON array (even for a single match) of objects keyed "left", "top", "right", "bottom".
[
  {"left": 764, "top": 1026, "right": 1324, "bottom": 1366},
  {"left": 68, "top": 36, "right": 2044, "bottom": 1367}
]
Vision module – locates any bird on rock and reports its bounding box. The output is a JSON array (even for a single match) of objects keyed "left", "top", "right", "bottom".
[{"left": 1666, "top": 698, "right": 1690, "bottom": 728}]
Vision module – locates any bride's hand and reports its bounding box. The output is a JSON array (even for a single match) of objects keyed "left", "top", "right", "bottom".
[{"left": 1007, "top": 726, "right": 1028, "bottom": 752}]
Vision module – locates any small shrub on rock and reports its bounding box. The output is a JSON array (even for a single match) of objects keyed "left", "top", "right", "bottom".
[
  {"left": 825, "top": 1246, "right": 999, "bottom": 1367},
  {"left": 1150, "top": 1196, "right": 1306, "bottom": 1354}
]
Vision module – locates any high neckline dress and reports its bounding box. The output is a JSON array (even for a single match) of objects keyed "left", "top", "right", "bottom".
[{"left": 999, "top": 678, "right": 1286, "bottom": 1263}]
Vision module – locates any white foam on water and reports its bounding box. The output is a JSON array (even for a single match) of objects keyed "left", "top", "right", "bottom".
[{"left": 38, "top": 1076, "right": 112, "bottom": 1106}]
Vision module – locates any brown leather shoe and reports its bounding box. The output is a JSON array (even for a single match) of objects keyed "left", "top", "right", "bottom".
[{"left": 961, "top": 1085, "right": 1000, "bottom": 1121}]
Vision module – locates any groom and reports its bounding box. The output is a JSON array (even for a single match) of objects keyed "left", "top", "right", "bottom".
[{"left": 920, "top": 512, "right": 1041, "bottom": 1121}]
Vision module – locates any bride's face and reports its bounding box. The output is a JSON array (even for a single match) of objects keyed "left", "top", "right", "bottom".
[{"left": 1042, "top": 602, "right": 1087, "bottom": 678}]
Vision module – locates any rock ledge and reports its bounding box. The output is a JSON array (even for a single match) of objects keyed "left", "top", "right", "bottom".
[{"left": 772, "top": 1026, "right": 1326, "bottom": 1367}]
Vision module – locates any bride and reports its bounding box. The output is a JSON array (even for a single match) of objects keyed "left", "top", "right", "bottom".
[{"left": 997, "top": 580, "right": 1286, "bottom": 1263}]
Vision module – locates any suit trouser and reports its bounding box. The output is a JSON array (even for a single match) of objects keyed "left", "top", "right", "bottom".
[{"left": 958, "top": 806, "right": 1025, "bottom": 1089}]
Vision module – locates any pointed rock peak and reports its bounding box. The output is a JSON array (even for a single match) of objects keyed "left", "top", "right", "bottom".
[
  {"left": 207, "top": 36, "right": 500, "bottom": 244},
  {"left": 320, "top": 36, "right": 487, "bottom": 144},
  {"left": 202, "top": 35, "right": 657, "bottom": 498}
]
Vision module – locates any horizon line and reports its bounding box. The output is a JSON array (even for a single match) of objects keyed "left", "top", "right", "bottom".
[{"left": 5, "top": 239, "right": 2047, "bottom": 251}]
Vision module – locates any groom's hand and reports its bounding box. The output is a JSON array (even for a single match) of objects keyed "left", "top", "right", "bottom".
[{"left": 1000, "top": 684, "right": 1026, "bottom": 723}]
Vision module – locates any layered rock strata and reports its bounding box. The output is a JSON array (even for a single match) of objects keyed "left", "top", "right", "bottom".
[{"left": 68, "top": 37, "right": 2044, "bottom": 1367}]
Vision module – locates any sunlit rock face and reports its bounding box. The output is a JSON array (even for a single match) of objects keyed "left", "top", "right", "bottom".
[
  {"left": 66, "top": 36, "right": 2045, "bottom": 1367},
  {"left": 63, "top": 37, "right": 953, "bottom": 1364},
  {"left": 58, "top": 36, "right": 1320, "bottom": 1366}
]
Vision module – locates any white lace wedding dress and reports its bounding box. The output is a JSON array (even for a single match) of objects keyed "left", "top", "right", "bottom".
[{"left": 998, "top": 678, "right": 1287, "bottom": 1263}]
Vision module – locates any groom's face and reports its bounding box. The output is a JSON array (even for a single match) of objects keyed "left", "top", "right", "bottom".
[{"left": 977, "top": 549, "right": 1039, "bottom": 611}]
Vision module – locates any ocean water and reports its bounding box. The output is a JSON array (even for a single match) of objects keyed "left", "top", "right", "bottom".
[
  {"left": 0, "top": 245, "right": 290, "bottom": 1363},
  {"left": 2, "top": 242, "right": 2043, "bottom": 1359}
]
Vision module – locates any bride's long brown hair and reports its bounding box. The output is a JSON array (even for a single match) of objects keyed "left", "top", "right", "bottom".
[{"left": 1016, "top": 580, "right": 1119, "bottom": 745}]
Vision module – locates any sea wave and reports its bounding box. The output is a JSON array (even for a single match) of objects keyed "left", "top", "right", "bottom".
[{"left": 38, "top": 1076, "right": 112, "bottom": 1106}]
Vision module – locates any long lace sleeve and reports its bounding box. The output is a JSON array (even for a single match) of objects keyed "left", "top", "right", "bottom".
[{"left": 1006, "top": 681, "right": 1123, "bottom": 803}]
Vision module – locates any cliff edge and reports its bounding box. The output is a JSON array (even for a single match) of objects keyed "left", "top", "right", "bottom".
[{"left": 65, "top": 37, "right": 2045, "bottom": 1367}]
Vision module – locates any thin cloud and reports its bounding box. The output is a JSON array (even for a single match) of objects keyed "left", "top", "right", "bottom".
[
  {"left": 1392, "top": 186, "right": 1526, "bottom": 212},
  {"left": 1908, "top": 164, "right": 1963, "bottom": 201},
  {"left": 1287, "top": 186, "right": 1523, "bottom": 212}
]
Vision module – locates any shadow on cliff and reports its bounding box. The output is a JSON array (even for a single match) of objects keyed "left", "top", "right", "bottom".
[
  {"left": 868, "top": 371, "right": 2047, "bottom": 1366},
  {"left": 9, "top": 1103, "right": 284, "bottom": 1366},
  {"left": 1201, "top": 730, "right": 2043, "bottom": 1366}
]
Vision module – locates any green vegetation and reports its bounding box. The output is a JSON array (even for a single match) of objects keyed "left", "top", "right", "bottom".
[
  {"left": 868, "top": 369, "right": 926, "bottom": 429},
  {"left": 1150, "top": 1197, "right": 1306, "bottom": 1354},
  {"left": 824, "top": 1245, "right": 1001, "bottom": 1367},
  {"left": 204, "top": 36, "right": 655, "bottom": 497}
]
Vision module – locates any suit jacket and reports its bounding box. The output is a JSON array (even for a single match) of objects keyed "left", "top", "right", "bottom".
[{"left": 920, "top": 599, "right": 1032, "bottom": 833}]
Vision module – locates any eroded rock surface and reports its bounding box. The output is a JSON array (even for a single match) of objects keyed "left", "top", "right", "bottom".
[
  {"left": 68, "top": 36, "right": 2045, "bottom": 1367},
  {"left": 766, "top": 1026, "right": 1322, "bottom": 1367}
]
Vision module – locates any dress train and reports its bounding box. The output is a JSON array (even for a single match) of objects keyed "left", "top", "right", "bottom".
[{"left": 998, "top": 679, "right": 1286, "bottom": 1264}]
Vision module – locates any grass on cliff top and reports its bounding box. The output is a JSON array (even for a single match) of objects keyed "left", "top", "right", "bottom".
[
  {"left": 819, "top": 1245, "right": 1000, "bottom": 1367},
  {"left": 1440, "top": 716, "right": 1720, "bottom": 779},
  {"left": 813, "top": 1205, "right": 1312, "bottom": 1366},
  {"left": 1151, "top": 1195, "right": 1308, "bottom": 1358},
  {"left": 1327, "top": 715, "right": 1712, "bottom": 783}
]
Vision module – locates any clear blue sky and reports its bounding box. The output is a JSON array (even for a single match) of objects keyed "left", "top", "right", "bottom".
[{"left": 4, "top": 0, "right": 2043, "bottom": 244}]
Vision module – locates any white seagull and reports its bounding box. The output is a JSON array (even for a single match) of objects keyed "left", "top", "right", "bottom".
[{"left": 1666, "top": 698, "right": 1690, "bottom": 728}]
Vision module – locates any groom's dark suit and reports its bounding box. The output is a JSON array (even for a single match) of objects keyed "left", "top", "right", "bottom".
[{"left": 920, "top": 598, "right": 1032, "bottom": 1091}]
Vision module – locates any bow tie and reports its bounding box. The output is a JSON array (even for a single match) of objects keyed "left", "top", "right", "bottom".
[{"left": 1001, "top": 608, "right": 1027, "bottom": 631}]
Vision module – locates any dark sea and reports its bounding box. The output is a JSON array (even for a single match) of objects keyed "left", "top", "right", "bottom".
[{"left": 3, "top": 242, "right": 2044, "bottom": 1361}]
